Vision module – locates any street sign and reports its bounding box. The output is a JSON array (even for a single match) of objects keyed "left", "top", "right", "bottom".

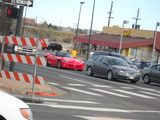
[{"left": 15, "top": 0, "right": 33, "bottom": 7}]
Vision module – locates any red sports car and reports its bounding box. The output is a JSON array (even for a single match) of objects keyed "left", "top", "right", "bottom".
[{"left": 44, "top": 51, "right": 85, "bottom": 71}]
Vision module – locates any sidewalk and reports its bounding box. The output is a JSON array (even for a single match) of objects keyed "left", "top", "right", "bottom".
[{"left": 0, "top": 78, "right": 68, "bottom": 96}]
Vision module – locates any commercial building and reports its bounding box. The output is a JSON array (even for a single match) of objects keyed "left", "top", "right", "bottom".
[{"left": 73, "top": 26, "right": 160, "bottom": 61}]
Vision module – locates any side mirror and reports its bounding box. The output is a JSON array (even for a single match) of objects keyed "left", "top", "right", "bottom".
[{"left": 74, "top": 56, "right": 76, "bottom": 59}]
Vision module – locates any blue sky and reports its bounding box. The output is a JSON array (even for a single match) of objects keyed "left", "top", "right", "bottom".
[{"left": 26, "top": 0, "right": 160, "bottom": 31}]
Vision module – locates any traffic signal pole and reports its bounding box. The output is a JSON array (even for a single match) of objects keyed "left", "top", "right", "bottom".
[{"left": 9, "top": 6, "right": 24, "bottom": 71}]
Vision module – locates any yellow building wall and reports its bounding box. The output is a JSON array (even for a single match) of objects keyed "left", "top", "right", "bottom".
[{"left": 102, "top": 26, "right": 154, "bottom": 39}]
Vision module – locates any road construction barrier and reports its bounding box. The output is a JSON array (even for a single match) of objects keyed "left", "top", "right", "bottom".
[
  {"left": 0, "top": 36, "right": 48, "bottom": 47},
  {"left": 0, "top": 35, "right": 48, "bottom": 87},
  {"left": 2, "top": 53, "right": 46, "bottom": 66},
  {"left": 0, "top": 70, "right": 46, "bottom": 85}
]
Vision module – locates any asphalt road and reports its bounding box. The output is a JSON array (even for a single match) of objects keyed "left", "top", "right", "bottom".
[{"left": 4, "top": 49, "right": 160, "bottom": 120}]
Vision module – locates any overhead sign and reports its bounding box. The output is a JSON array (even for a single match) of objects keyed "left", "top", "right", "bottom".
[{"left": 15, "top": 0, "right": 33, "bottom": 7}]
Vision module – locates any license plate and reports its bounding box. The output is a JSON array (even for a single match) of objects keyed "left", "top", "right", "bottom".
[{"left": 129, "top": 76, "right": 134, "bottom": 79}]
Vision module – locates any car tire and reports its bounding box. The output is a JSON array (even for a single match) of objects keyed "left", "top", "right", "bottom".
[
  {"left": 0, "top": 115, "right": 6, "bottom": 120},
  {"left": 143, "top": 74, "right": 150, "bottom": 84},
  {"left": 107, "top": 70, "right": 114, "bottom": 80},
  {"left": 57, "top": 60, "right": 61, "bottom": 68},
  {"left": 42, "top": 47, "right": 45, "bottom": 50},
  {"left": 45, "top": 57, "right": 50, "bottom": 66},
  {"left": 87, "top": 67, "right": 94, "bottom": 76}
]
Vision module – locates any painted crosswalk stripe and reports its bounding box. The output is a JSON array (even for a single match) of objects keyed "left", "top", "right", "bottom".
[
  {"left": 47, "top": 82, "right": 59, "bottom": 86},
  {"left": 62, "top": 87, "right": 102, "bottom": 96},
  {"left": 90, "top": 88, "right": 130, "bottom": 98},
  {"left": 139, "top": 91, "right": 160, "bottom": 97},
  {"left": 92, "top": 85, "right": 112, "bottom": 88},
  {"left": 113, "top": 89, "right": 156, "bottom": 99},
  {"left": 67, "top": 84, "right": 85, "bottom": 86}
]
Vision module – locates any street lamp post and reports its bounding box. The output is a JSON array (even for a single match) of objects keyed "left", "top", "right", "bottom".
[
  {"left": 74, "top": 2, "right": 85, "bottom": 50},
  {"left": 118, "top": 20, "right": 129, "bottom": 53},
  {"left": 86, "top": 0, "right": 96, "bottom": 60},
  {"left": 151, "top": 22, "right": 160, "bottom": 65}
]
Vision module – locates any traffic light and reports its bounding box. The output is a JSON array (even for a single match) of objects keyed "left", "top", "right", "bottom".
[{"left": 6, "top": 7, "right": 19, "bottom": 19}]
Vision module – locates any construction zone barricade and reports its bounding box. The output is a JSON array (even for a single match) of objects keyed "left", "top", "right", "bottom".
[{"left": 0, "top": 35, "right": 48, "bottom": 98}]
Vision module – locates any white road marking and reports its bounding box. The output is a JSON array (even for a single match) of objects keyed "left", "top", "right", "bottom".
[
  {"left": 59, "top": 75, "right": 94, "bottom": 85},
  {"left": 28, "top": 103, "right": 160, "bottom": 113},
  {"left": 113, "top": 89, "right": 156, "bottom": 99},
  {"left": 90, "top": 88, "right": 130, "bottom": 98},
  {"left": 67, "top": 84, "right": 85, "bottom": 86},
  {"left": 42, "top": 98, "right": 100, "bottom": 104},
  {"left": 74, "top": 115, "right": 137, "bottom": 120},
  {"left": 139, "top": 91, "right": 160, "bottom": 97},
  {"left": 121, "top": 87, "right": 134, "bottom": 89},
  {"left": 47, "top": 82, "right": 59, "bottom": 86},
  {"left": 62, "top": 87, "right": 102, "bottom": 96},
  {"left": 92, "top": 85, "right": 112, "bottom": 88}
]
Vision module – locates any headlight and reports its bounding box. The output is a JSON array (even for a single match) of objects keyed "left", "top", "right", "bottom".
[
  {"left": 32, "top": 49, "right": 36, "bottom": 52},
  {"left": 18, "top": 47, "right": 22, "bottom": 50},
  {"left": 62, "top": 60, "right": 69, "bottom": 63},
  {"left": 115, "top": 69, "right": 125, "bottom": 73},
  {"left": 20, "top": 108, "right": 33, "bottom": 120}
]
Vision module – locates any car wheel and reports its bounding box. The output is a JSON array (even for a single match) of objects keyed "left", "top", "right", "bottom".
[
  {"left": 143, "top": 74, "right": 150, "bottom": 84},
  {"left": 87, "top": 67, "right": 94, "bottom": 76},
  {"left": 57, "top": 60, "right": 61, "bottom": 68},
  {"left": 107, "top": 70, "right": 114, "bottom": 80},
  {"left": 130, "top": 80, "right": 137, "bottom": 84},
  {"left": 42, "top": 47, "right": 45, "bottom": 50},
  {"left": 45, "top": 57, "right": 50, "bottom": 66},
  {"left": 0, "top": 115, "right": 6, "bottom": 120}
]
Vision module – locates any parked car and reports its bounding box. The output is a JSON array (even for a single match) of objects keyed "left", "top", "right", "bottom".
[
  {"left": 42, "top": 42, "right": 62, "bottom": 51},
  {"left": 44, "top": 51, "right": 85, "bottom": 71},
  {"left": 0, "top": 90, "right": 33, "bottom": 120},
  {"left": 90, "top": 51, "right": 138, "bottom": 69},
  {"left": 86, "top": 55, "right": 140, "bottom": 83},
  {"left": 142, "top": 64, "right": 160, "bottom": 84}
]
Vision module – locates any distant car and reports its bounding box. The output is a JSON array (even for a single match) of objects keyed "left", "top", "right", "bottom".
[
  {"left": 142, "top": 64, "right": 160, "bottom": 84},
  {"left": 44, "top": 51, "right": 85, "bottom": 71},
  {"left": 86, "top": 55, "right": 140, "bottom": 83},
  {"left": 0, "top": 90, "right": 33, "bottom": 120},
  {"left": 6, "top": 44, "right": 36, "bottom": 56},
  {"left": 42, "top": 42, "right": 62, "bottom": 51},
  {"left": 90, "top": 51, "right": 138, "bottom": 69}
]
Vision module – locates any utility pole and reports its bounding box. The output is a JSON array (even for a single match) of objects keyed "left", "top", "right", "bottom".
[
  {"left": 107, "top": 1, "right": 113, "bottom": 27},
  {"left": 133, "top": 8, "right": 141, "bottom": 29}
]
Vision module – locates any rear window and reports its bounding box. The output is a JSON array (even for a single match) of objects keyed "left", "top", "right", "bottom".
[{"left": 91, "top": 51, "right": 109, "bottom": 59}]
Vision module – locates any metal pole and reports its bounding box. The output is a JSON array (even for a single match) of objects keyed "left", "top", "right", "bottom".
[
  {"left": 0, "top": 36, "right": 5, "bottom": 71},
  {"left": 119, "top": 21, "right": 124, "bottom": 53},
  {"left": 74, "top": 2, "right": 85, "bottom": 50},
  {"left": 86, "top": 0, "right": 96, "bottom": 60},
  {"left": 31, "top": 38, "right": 39, "bottom": 99},
  {"left": 10, "top": 6, "right": 24, "bottom": 71},
  {"left": 151, "top": 22, "right": 160, "bottom": 65}
]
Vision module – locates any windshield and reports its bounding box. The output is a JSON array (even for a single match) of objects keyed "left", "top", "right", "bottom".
[
  {"left": 61, "top": 53, "right": 73, "bottom": 58},
  {"left": 108, "top": 58, "right": 130, "bottom": 67}
]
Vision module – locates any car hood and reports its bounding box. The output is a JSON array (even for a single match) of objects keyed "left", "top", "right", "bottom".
[
  {"left": 112, "top": 65, "right": 138, "bottom": 72},
  {"left": 63, "top": 57, "right": 84, "bottom": 63},
  {"left": 0, "top": 90, "right": 29, "bottom": 109}
]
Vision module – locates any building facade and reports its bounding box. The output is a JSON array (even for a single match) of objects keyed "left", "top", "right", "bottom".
[{"left": 73, "top": 26, "right": 160, "bottom": 61}]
